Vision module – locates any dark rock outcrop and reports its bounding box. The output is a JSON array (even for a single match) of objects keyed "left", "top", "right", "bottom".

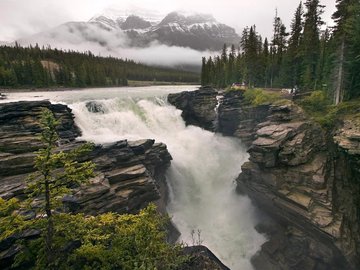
[
  {"left": 179, "top": 246, "right": 230, "bottom": 270},
  {"left": 233, "top": 102, "right": 356, "bottom": 269},
  {"left": 168, "top": 86, "right": 218, "bottom": 131},
  {"left": 0, "top": 99, "right": 232, "bottom": 270},
  {"left": 0, "top": 100, "right": 172, "bottom": 268},
  {"left": 0, "top": 101, "right": 172, "bottom": 215},
  {"left": 218, "top": 91, "right": 271, "bottom": 144},
  {"left": 168, "top": 88, "right": 360, "bottom": 269}
]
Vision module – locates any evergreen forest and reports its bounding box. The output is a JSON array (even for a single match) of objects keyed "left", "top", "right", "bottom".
[
  {"left": 201, "top": 0, "right": 360, "bottom": 104},
  {"left": 0, "top": 44, "right": 199, "bottom": 88}
]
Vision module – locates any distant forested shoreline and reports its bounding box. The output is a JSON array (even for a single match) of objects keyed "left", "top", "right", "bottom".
[{"left": 0, "top": 44, "right": 199, "bottom": 89}]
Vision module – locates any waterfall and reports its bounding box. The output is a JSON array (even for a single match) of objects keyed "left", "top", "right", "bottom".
[
  {"left": 213, "top": 94, "right": 224, "bottom": 132},
  {"left": 68, "top": 94, "right": 265, "bottom": 270}
]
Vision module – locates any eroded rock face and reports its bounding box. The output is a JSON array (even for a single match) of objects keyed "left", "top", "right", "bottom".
[
  {"left": 0, "top": 101, "right": 172, "bottom": 214},
  {"left": 332, "top": 119, "right": 360, "bottom": 267},
  {"left": 233, "top": 102, "right": 354, "bottom": 269},
  {"left": 168, "top": 86, "right": 218, "bottom": 131},
  {"left": 179, "top": 246, "right": 230, "bottom": 270},
  {"left": 218, "top": 91, "right": 270, "bottom": 144},
  {"left": 168, "top": 88, "right": 359, "bottom": 269},
  {"left": 226, "top": 99, "right": 359, "bottom": 269},
  {"left": 0, "top": 101, "right": 172, "bottom": 267}
]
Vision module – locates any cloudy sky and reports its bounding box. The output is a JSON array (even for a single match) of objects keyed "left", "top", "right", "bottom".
[{"left": 0, "top": 0, "right": 336, "bottom": 42}]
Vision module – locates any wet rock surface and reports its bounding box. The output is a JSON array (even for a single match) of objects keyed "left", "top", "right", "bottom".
[
  {"left": 168, "top": 88, "right": 359, "bottom": 269},
  {"left": 0, "top": 100, "right": 173, "bottom": 267},
  {"left": 0, "top": 100, "right": 228, "bottom": 270},
  {"left": 168, "top": 86, "right": 218, "bottom": 131},
  {"left": 0, "top": 101, "right": 172, "bottom": 215},
  {"left": 179, "top": 246, "right": 230, "bottom": 270}
]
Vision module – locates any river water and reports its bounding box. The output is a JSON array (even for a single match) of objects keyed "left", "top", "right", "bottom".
[{"left": 1, "top": 86, "right": 266, "bottom": 269}]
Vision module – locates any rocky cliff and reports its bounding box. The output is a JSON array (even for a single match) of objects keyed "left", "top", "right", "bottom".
[
  {"left": 0, "top": 100, "right": 230, "bottom": 270},
  {"left": 168, "top": 86, "right": 218, "bottom": 131},
  {"left": 168, "top": 88, "right": 360, "bottom": 270},
  {"left": 0, "top": 100, "right": 172, "bottom": 214},
  {"left": 0, "top": 100, "right": 172, "bottom": 267}
]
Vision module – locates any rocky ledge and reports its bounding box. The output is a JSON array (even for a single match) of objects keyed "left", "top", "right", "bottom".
[
  {"left": 168, "top": 88, "right": 360, "bottom": 270},
  {"left": 168, "top": 86, "right": 218, "bottom": 131},
  {"left": 0, "top": 100, "right": 173, "bottom": 267},
  {"left": 0, "top": 100, "right": 229, "bottom": 270},
  {"left": 0, "top": 100, "right": 172, "bottom": 215}
]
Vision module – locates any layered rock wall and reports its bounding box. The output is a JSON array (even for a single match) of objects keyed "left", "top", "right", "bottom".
[
  {"left": 0, "top": 101, "right": 172, "bottom": 215},
  {"left": 168, "top": 88, "right": 360, "bottom": 269}
]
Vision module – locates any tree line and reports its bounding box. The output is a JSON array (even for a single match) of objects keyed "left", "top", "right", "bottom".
[
  {"left": 0, "top": 44, "right": 199, "bottom": 88},
  {"left": 201, "top": 0, "right": 360, "bottom": 104}
]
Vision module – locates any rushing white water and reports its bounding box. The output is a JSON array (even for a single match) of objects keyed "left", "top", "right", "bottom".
[{"left": 3, "top": 86, "right": 266, "bottom": 269}]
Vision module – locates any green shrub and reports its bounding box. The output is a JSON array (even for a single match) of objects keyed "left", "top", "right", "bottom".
[
  {"left": 9, "top": 204, "right": 187, "bottom": 270},
  {"left": 299, "top": 92, "right": 360, "bottom": 129},
  {"left": 244, "top": 89, "right": 282, "bottom": 105},
  {"left": 299, "top": 91, "right": 329, "bottom": 112}
]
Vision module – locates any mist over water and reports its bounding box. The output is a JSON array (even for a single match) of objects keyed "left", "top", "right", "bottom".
[{"left": 2, "top": 86, "right": 266, "bottom": 269}]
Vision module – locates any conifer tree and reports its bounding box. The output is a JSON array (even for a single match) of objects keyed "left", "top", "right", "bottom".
[
  {"left": 301, "top": 0, "right": 324, "bottom": 90},
  {"left": 27, "top": 108, "right": 95, "bottom": 267},
  {"left": 332, "top": 0, "right": 360, "bottom": 102},
  {"left": 288, "top": 2, "right": 304, "bottom": 88}
]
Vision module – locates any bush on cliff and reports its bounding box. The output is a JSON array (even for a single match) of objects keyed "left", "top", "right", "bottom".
[
  {"left": 299, "top": 91, "right": 360, "bottom": 128},
  {"left": 299, "top": 91, "right": 329, "bottom": 112},
  {"left": 244, "top": 89, "right": 282, "bottom": 105}
]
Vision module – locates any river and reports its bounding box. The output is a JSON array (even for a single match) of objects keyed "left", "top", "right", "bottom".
[{"left": 1, "top": 86, "right": 266, "bottom": 269}]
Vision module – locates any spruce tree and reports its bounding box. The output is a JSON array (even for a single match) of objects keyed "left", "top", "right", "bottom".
[
  {"left": 332, "top": 0, "right": 360, "bottom": 102},
  {"left": 288, "top": 2, "right": 304, "bottom": 88},
  {"left": 301, "top": 0, "right": 324, "bottom": 90}
]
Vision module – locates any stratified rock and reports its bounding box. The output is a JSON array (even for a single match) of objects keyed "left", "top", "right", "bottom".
[
  {"left": 0, "top": 101, "right": 172, "bottom": 268},
  {"left": 168, "top": 86, "right": 218, "bottom": 131},
  {"left": 218, "top": 91, "right": 270, "bottom": 144},
  {"left": 169, "top": 89, "right": 359, "bottom": 269},
  {"left": 235, "top": 102, "right": 351, "bottom": 269},
  {"left": 228, "top": 100, "right": 358, "bottom": 269},
  {"left": 332, "top": 118, "right": 360, "bottom": 267}
]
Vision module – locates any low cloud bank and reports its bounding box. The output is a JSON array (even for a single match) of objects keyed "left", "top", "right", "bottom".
[{"left": 17, "top": 22, "right": 215, "bottom": 68}]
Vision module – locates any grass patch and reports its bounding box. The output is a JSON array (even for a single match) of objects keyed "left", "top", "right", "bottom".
[
  {"left": 243, "top": 88, "right": 283, "bottom": 105},
  {"left": 299, "top": 91, "right": 360, "bottom": 128}
]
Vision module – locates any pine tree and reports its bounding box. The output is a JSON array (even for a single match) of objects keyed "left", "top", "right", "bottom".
[
  {"left": 27, "top": 108, "right": 95, "bottom": 267},
  {"left": 332, "top": 0, "right": 360, "bottom": 103},
  {"left": 301, "top": 0, "right": 324, "bottom": 90},
  {"left": 227, "top": 44, "right": 236, "bottom": 84},
  {"left": 288, "top": 2, "right": 304, "bottom": 88},
  {"left": 201, "top": 57, "right": 207, "bottom": 86},
  {"left": 262, "top": 38, "right": 271, "bottom": 87},
  {"left": 270, "top": 10, "right": 288, "bottom": 87}
]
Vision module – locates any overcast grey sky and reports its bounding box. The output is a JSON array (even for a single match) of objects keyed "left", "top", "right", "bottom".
[{"left": 0, "top": 0, "right": 336, "bottom": 42}]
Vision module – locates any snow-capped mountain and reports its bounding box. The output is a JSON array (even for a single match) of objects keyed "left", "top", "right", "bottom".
[
  {"left": 89, "top": 6, "right": 163, "bottom": 26},
  {"left": 20, "top": 10, "right": 240, "bottom": 51},
  {"left": 88, "top": 11, "right": 240, "bottom": 50}
]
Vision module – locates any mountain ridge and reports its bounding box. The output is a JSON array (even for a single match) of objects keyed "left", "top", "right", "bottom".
[{"left": 19, "top": 10, "right": 240, "bottom": 52}]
